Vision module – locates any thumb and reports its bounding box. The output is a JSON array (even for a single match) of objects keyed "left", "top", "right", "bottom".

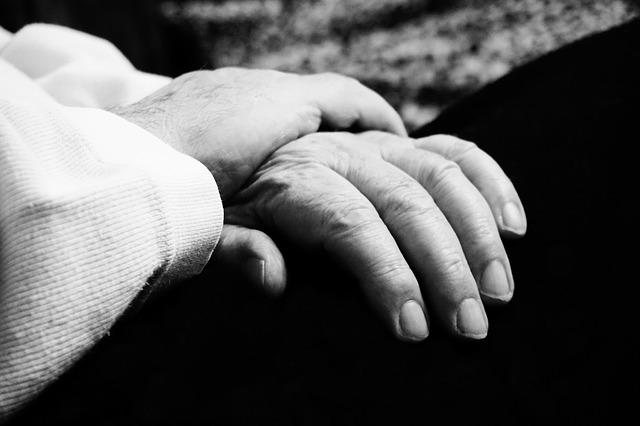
[{"left": 212, "top": 224, "right": 287, "bottom": 297}]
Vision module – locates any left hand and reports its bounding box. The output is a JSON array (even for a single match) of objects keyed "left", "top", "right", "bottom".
[{"left": 216, "top": 131, "right": 527, "bottom": 341}]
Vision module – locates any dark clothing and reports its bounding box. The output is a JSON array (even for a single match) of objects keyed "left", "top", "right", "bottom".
[{"left": 11, "top": 19, "right": 640, "bottom": 426}]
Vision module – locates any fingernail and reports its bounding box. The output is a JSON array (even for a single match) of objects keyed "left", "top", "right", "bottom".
[
  {"left": 243, "top": 257, "right": 266, "bottom": 289},
  {"left": 399, "top": 300, "right": 429, "bottom": 341},
  {"left": 456, "top": 298, "right": 488, "bottom": 338},
  {"left": 480, "top": 260, "right": 512, "bottom": 300},
  {"left": 502, "top": 202, "right": 526, "bottom": 234}
]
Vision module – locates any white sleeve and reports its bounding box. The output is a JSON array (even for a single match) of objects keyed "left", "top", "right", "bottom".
[
  {"left": 0, "top": 33, "right": 223, "bottom": 419},
  {"left": 1, "top": 23, "right": 170, "bottom": 108},
  {"left": 0, "top": 27, "right": 11, "bottom": 50}
]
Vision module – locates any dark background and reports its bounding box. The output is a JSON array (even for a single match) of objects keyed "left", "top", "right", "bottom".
[{"left": 2, "top": 2, "right": 639, "bottom": 425}]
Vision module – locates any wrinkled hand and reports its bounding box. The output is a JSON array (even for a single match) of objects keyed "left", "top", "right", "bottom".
[
  {"left": 219, "top": 132, "right": 527, "bottom": 341},
  {"left": 112, "top": 68, "right": 405, "bottom": 200}
]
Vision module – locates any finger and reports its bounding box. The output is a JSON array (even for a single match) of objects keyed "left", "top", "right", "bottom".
[
  {"left": 414, "top": 134, "right": 527, "bottom": 237},
  {"left": 326, "top": 134, "right": 489, "bottom": 338},
  {"left": 381, "top": 142, "right": 514, "bottom": 304},
  {"left": 229, "top": 163, "right": 429, "bottom": 342},
  {"left": 212, "top": 224, "right": 287, "bottom": 297},
  {"left": 302, "top": 73, "right": 407, "bottom": 137}
]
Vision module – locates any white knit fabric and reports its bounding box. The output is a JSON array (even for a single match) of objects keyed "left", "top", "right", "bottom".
[
  {"left": 0, "top": 28, "right": 10, "bottom": 49},
  {"left": 0, "top": 25, "right": 223, "bottom": 418}
]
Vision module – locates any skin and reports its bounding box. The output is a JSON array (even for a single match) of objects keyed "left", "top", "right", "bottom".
[
  {"left": 224, "top": 132, "right": 526, "bottom": 341},
  {"left": 112, "top": 67, "right": 406, "bottom": 200},
  {"left": 114, "top": 68, "right": 526, "bottom": 342}
]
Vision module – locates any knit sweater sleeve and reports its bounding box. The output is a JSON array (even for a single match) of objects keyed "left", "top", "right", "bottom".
[
  {"left": 1, "top": 23, "right": 171, "bottom": 108},
  {"left": 0, "top": 35, "right": 223, "bottom": 419}
]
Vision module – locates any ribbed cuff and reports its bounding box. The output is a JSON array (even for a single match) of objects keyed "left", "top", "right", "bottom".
[
  {"left": 151, "top": 153, "right": 223, "bottom": 284},
  {"left": 63, "top": 106, "right": 224, "bottom": 284}
]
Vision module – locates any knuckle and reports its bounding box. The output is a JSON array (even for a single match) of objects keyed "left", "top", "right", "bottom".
[
  {"left": 284, "top": 134, "right": 350, "bottom": 169},
  {"left": 438, "top": 250, "right": 468, "bottom": 282},
  {"left": 428, "top": 159, "right": 462, "bottom": 188},
  {"left": 423, "top": 134, "right": 479, "bottom": 159},
  {"left": 368, "top": 257, "right": 413, "bottom": 289},
  {"left": 469, "top": 216, "right": 497, "bottom": 245},
  {"left": 454, "top": 139, "right": 479, "bottom": 155},
  {"left": 423, "top": 134, "right": 460, "bottom": 145},
  {"left": 363, "top": 132, "right": 410, "bottom": 154},
  {"left": 451, "top": 139, "right": 480, "bottom": 162},
  {"left": 328, "top": 199, "right": 379, "bottom": 238},
  {"left": 383, "top": 180, "right": 435, "bottom": 219},
  {"left": 463, "top": 216, "right": 506, "bottom": 261}
]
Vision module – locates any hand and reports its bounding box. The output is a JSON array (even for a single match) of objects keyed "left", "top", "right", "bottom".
[
  {"left": 218, "top": 132, "right": 527, "bottom": 341},
  {"left": 111, "top": 68, "right": 406, "bottom": 200}
]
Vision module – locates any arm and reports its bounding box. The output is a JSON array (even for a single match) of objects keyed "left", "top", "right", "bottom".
[
  {"left": 0, "top": 61, "right": 222, "bottom": 418},
  {"left": 0, "top": 23, "right": 407, "bottom": 420}
]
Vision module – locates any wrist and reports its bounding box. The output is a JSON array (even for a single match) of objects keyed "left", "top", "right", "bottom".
[{"left": 108, "top": 102, "right": 184, "bottom": 153}]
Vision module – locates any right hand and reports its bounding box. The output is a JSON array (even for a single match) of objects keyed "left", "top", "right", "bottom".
[
  {"left": 112, "top": 68, "right": 406, "bottom": 200},
  {"left": 218, "top": 131, "right": 527, "bottom": 342}
]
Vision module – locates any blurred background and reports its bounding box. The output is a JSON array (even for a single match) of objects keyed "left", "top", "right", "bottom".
[{"left": 1, "top": 0, "right": 637, "bottom": 130}]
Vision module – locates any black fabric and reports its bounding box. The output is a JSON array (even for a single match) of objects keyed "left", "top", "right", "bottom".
[{"left": 11, "top": 19, "right": 640, "bottom": 426}]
